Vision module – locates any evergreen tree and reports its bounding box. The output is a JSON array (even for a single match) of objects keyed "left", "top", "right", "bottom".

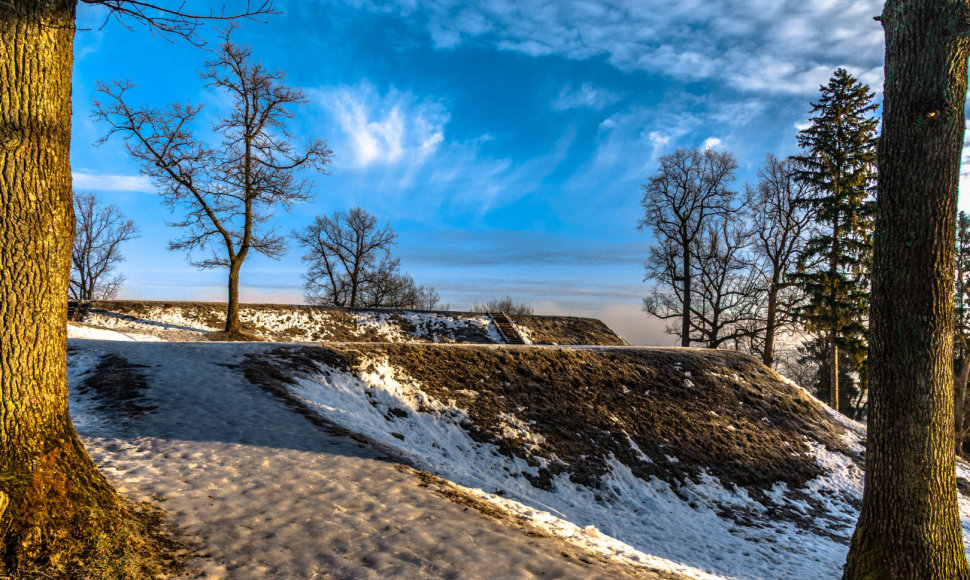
[{"left": 790, "top": 68, "right": 878, "bottom": 414}]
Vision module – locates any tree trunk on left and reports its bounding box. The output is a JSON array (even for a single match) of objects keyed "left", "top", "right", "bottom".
[
  {"left": 844, "top": 0, "right": 970, "bottom": 576},
  {"left": 0, "top": 3, "right": 166, "bottom": 575}
]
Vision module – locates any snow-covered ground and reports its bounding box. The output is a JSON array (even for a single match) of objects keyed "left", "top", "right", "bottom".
[
  {"left": 66, "top": 324, "right": 970, "bottom": 579},
  {"left": 67, "top": 335, "right": 675, "bottom": 579}
]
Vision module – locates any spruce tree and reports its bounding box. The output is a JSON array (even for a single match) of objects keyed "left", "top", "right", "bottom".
[{"left": 790, "top": 68, "right": 878, "bottom": 414}]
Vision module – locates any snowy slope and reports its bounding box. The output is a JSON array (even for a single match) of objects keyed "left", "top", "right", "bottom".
[{"left": 243, "top": 343, "right": 970, "bottom": 580}]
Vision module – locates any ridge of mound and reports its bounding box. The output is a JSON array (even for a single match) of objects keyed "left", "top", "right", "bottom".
[
  {"left": 82, "top": 300, "right": 625, "bottom": 345},
  {"left": 241, "top": 343, "right": 874, "bottom": 579}
]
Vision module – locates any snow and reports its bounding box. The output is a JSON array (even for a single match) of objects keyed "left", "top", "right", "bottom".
[
  {"left": 68, "top": 323, "right": 165, "bottom": 342},
  {"left": 67, "top": 340, "right": 657, "bottom": 579},
  {"left": 65, "top": 335, "right": 970, "bottom": 580},
  {"left": 81, "top": 307, "right": 511, "bottom": 344}
]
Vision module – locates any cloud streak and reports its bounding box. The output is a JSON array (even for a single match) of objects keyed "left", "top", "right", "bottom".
[
  {"left": 72, "top": 171, "right": 152, "bottom": 192},
  {"left": 552, "top": 83, "right": 623, "bottom": 111}
]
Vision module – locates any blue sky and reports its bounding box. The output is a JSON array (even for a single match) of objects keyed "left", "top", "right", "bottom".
[{"left": 70, "top": 0, "right": 946, "bottom": 345}]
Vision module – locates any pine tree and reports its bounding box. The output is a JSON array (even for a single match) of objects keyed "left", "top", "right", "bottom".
[{"left": 790, "top": 68, "right": 878, "bottom": 414}]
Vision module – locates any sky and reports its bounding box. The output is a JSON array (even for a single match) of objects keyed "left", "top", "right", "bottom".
[{"left": 69, "top": 0, "right": 963, "bottom": 345}]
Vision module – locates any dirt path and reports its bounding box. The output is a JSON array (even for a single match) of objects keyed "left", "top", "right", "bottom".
[{"left": 69, "top": 339, "right": 683, "bottom": 579}]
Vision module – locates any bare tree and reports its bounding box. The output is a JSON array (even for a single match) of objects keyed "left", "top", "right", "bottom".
[
  {"left": 688, "top": 218, "right": 762, "bottom": 348},
  {"left": 297, "top": 207, "right": 397, "bottom": 307},
  {"left": 639, "top": 147, "right": 737, "bottom": 346},
  {"left": 94, "top": 29, "right": 331, "bottom": 336},
  {"left": 0, "top": 1, "right": 275, "bottom": 576},
  {"left": 745, "top": 154, "right": 817, "bottom": 366},
  {"left": 70, "top": 192, "right": 138, "bottom": 302},
  {"left": 471, "top": 297, "right": 534, "bottom": 315}
]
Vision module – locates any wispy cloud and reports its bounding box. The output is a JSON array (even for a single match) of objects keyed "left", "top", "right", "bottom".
[
  {"left": 72, "top": 171, "right": 152, "bottom": 192},
  {"left": 316, "top": 83, "right": 449, "bottom": 169},
  {"left": 552, "top": 83, "right": 623, "bottom": 111},
  {"left": 363, "top": 0, "right": 884, "bottom": 96},
  {"left": 400, "top": 229, "right": 647, "bottom": 268}
]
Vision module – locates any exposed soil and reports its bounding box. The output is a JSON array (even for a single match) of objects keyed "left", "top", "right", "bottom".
[{"left": 72, "top": 350, "right": 156, "bottom": 420}]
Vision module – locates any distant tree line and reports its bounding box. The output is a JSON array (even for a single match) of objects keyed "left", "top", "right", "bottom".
[
  {"left": 471, "top": 297, "right": 534, "bottom": 315},
  {"left": 640, "top": 68, "right": 878, "bottom": 420}
]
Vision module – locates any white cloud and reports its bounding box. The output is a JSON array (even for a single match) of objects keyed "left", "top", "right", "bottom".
[
  {"left": 369, "top": 0, "right": 885, "bottom": 96},
  {"left": 702, "top": 137, "right": 722, "bottom": 150},
  {"left": 318, "top": 83, "right": 449, "bottom": 168},
  {"left": 72, "top": 171, "right": 152, "bottom": 192},
  {"left": 552, "top": 83, "right": 623, "bottom": 111},
  {"left": 310, "top": 83, "right": 576, "bottom": 219}
]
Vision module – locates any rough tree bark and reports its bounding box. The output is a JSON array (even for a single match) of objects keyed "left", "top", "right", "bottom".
[
  {"left": 844, "top": 0, "right": 970, "bottom": 576},
  {"left": 0, "top": 1, "right": 144, "bottom": 573}
]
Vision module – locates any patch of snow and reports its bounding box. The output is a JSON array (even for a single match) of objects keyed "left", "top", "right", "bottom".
[
  {"left": 68, "top": 341, "right": 644, "bottom": 579},
  {"left": 512, "top": 322, "right": 535, "bottom": 345},
  {"left": 497, "top": 412, "right": 546, "bottom": 452},
  {"left": 85, "top": 310, "right": 210, "bottom": 335}
]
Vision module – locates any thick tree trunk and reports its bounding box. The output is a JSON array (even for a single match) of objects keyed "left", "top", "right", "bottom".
[
  {"left": 226, "top": 260, "right": 242, "bottom": 333},
  {"left": 0, "top": 0, "right": 125, "bottom": 571},
  {"left": 0, "top": 4, "right": 171, "bottom": 576},
  {"left": 844, "top": 1, "right": 970, "bottom": 577},
  {"left": 762, "top": 283, "right": 779, "bottom": 367}
]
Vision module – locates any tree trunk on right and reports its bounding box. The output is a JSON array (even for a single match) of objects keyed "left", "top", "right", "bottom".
[{"left": 844, "top": 0, "right": 970, "bottom": 576}]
